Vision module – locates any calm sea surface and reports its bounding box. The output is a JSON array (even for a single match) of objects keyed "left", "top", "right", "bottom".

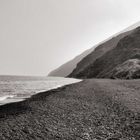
[{"left": 0, "top": 75, "right": 81, "bottom": 105}]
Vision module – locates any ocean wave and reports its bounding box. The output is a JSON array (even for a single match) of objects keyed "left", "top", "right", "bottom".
[{"left": 0, "top": 95, "right": 15, "bottom": 101}]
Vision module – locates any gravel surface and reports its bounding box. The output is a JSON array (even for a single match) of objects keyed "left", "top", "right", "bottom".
[{"left": 0, "top": 79, "right": 139, "bottom": 140}]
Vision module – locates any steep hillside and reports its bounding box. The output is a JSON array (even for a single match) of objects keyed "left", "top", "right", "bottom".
[
  {"left": 48, "top": 47, "right": 95, "bottom": 77},
  {"left": 49, "top": 30, "right": 131, "bottom": 77},
  {"left": 69, "top": 30, "right": 132, "bottom": 77},
  {"left": 49, "top": 21, "right": 140, "bottom": 77},
  {"left": 70, "top": 27, "right": 140, "bottom": 79}
]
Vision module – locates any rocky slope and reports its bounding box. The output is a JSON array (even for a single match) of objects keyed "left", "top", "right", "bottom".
[
  {"left": 69, "top": 27, "right": 140, "bottom": 79},
  {"left": 109, "top": 59, "right": 140, "bottom": 79}
]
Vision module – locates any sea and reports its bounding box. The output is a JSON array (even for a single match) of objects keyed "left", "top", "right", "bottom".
[{"left": 0, "top": 75, "right": 81, "bottom": 105}]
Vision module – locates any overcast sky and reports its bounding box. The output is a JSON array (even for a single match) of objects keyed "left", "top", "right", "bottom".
[{"left": 0, "top": 0, "right": 140, "bottom": 76}]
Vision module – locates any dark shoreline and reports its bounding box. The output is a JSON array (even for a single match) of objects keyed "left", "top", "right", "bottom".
[
  {"left": 0, "top": 78, "right": 82, "bottom": 109},
  {"left": 0, "top": 79, "right": 139, "bottom": 140},
  {"left": 0, "top": 81, "right": 78, "bottom": 119}
]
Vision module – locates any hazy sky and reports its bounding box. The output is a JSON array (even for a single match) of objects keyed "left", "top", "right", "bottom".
[{"left": 0, "top": 0, "right": 140, "bottom": 76}]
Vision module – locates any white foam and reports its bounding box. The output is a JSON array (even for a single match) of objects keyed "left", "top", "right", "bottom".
[
  {"left": 51, "top": 85, "right": 62, "bottom": 89},
  {"left": 0, "top": 95, "right": 14, "bottom": 101}
]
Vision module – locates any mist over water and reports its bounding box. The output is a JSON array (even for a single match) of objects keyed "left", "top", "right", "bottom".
[{"left": 0, "top": 75, "right": 81, "bottom": 105}]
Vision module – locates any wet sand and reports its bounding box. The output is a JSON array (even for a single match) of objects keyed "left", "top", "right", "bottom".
[{"left": 0, "top": 79, "right": 139, "bottom": 140}]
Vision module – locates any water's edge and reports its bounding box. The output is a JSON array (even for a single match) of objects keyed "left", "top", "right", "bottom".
[{"left": 0, "top": 78, "right": 82, "bottom": 106}]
